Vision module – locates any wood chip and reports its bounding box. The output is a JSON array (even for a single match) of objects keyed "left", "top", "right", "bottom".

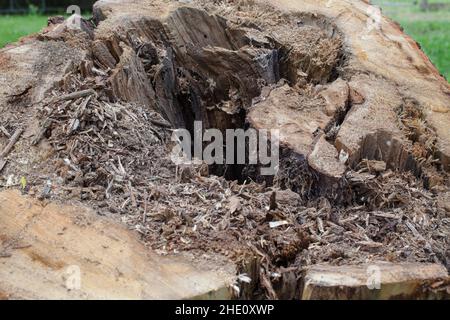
[
  {"left": 58, "top": 89, "right": 96, "bottom": 101},
  {"left": 0, "top": 125, "right": 11, "bottom": 138}
]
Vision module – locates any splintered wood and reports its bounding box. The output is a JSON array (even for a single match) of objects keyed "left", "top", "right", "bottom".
[
  {"left": 0, "top": 0, "right": 449, "bottom": 300},
  {"left": 0, "top": 128, "right": 23, "bottom": 172}
]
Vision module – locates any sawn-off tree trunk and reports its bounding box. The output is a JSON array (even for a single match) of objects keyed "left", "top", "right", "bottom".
[{"left": 0, "top": 0, "right": 449, "bottom": 299}]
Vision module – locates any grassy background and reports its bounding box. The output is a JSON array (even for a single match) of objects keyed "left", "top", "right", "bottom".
[{"left": 0, "top": 1, "right": 448, "bottom": 79}]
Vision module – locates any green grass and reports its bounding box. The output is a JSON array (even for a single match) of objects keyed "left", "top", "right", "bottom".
[{"left": 0, "top": 15, "right": 48, "bottom": 48}]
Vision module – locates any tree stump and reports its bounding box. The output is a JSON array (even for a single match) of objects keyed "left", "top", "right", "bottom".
[{"left": 0, "top": 0, "right": 449, "bottom": 299}]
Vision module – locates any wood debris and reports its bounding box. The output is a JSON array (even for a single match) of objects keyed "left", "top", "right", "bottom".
[{"left": 0, "top": 0, "right": 448, "bottom": 300}]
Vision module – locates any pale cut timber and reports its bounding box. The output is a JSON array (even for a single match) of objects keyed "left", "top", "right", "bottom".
[
  {"left": 302, "top": 262, "right": 449, "bottom": 300},
  {"left": 0, "top": 190, "right": 235, "bottom": 300}
]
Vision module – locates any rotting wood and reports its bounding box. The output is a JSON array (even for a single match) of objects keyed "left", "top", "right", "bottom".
[
  {"left": 31, "top": 119, "right": 52, "bottom": 146},
  {"left": 0, "top": 0, "right": 449, "bottom": 300},
  {"left": 0, "top": 190, "right": 236, "bottom": 300},
  {"left": 0, "top": 128, "right": 23, "bottom": 172},
  {"left": 58, "top": 89, "right": 96, "bottom": 101}
]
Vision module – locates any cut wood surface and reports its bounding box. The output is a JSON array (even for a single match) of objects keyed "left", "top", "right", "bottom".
[
  {"left": 92, "top": 0, "right": 450, "bottom": 170},
  {"left": 271, "top": 0, "right": 450, "bottom": 169},
  {"left": 0, "top": 190, "right": 235, "bottom": 300}
]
